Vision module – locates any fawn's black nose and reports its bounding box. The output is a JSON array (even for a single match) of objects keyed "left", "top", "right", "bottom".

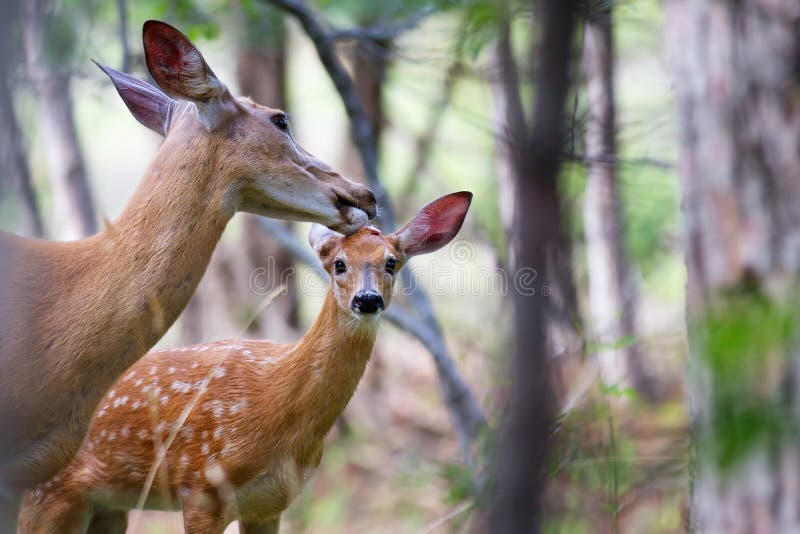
[{"left": 351, "top": 291, "right": 384, "bottom": 314}]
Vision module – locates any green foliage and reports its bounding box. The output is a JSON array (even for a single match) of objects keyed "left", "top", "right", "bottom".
[{"left": 696, "top": 287, "right": 800, "bottom": 469}]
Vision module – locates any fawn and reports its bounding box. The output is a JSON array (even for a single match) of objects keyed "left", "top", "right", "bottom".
[
  {"left": 18, "top": 192, "right": 473, "bottom": 534},
  {"left": 0, "top": 20, "right": 375, "bottom": 521}
]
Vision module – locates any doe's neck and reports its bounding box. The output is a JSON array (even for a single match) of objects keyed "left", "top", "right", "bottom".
[{"left": 101, "top": 128, "right": 234, "bottom": 346}]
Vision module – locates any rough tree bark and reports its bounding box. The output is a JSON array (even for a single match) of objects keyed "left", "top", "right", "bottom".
[
  {"left": 581, "top": 4, "right": 653, "bottom": 397},
  {"left": 21, "top": 0, "right": 96, "bottom": 240},
  {"left": 490, "top": 0, "right": 577, "bottom": 531},
  {"left": 665, "top": 1, "right": 800, "bottom": 531}
]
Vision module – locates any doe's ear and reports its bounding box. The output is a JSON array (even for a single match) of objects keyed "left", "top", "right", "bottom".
[
  {"left": 395, "top": 191, "right": 473, "bottom": 257},
  {"left": 142, "top": 20, "right": 235, "bottom": 130},
  {"left": 308, "top": 224, "right": 343, "bottom": 256},
  {"left": 94, "top": 61, "right": 175, "bottom": 136}
]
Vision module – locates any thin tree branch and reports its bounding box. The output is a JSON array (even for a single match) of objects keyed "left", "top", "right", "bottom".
[{"left": 329, "top": 6, "right": 434, "bottom": 45}]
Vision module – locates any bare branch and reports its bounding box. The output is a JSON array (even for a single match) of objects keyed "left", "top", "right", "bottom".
[{"left": 329, "top": 6, "right": 435, "bottom": 45}]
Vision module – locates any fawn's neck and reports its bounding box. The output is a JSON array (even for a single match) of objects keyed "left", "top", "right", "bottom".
[{"left": 279, "top": 291, "right": 379, "bottom": 438}]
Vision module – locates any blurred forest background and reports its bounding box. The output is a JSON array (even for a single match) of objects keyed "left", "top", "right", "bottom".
[{"left": 4, "top": 0, "right": 777, "bottom": 532}]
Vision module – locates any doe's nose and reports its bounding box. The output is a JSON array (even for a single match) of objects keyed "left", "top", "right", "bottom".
[{"left": 351, "top": 291, "right": 384, "bottom": 314}]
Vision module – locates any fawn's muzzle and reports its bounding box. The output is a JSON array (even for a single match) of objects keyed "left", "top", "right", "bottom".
[{"left": 351, "top": 291, "right": 384, "bottom": 314}]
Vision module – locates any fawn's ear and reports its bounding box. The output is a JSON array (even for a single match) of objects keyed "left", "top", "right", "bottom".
[
  {"left": 94, "top": 61, "right": 176, "bottom": 136},
  {"left": 308, "top": 224, "right": 343, "bottom": 256},
  {"left": 395, "top": 192, "right": 473, "bottom": 257},
  {"left": 142, "top": 20, "right": 236, "bottom": 130}
]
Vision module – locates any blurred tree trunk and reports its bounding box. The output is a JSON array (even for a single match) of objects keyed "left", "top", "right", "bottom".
[
  {"left": 0, "top": 5, "right": 43, "bottom": 238},
  {"left": 21, "top": 0, "right": 96, "bottom": 240},
  {"left": 340, "top": 23, "right": 388, "bottom": 185},
  {"left": 666, "top": 1, "right": 800, "bottom": 531},
  {"left": 0, "top": 77, "right": 44, "bottom": 238},
  {"left": 353, "top": 38, "right": 387, "bottom": 153},
  {"left": 491, "top": 6, "right": 580, "bottom": 404},
  {"left": 490, "top": 0, "right": 577, "bottom": 531},
  {"left": 581, "top": 4, "right": 654, "bottom": 397}
]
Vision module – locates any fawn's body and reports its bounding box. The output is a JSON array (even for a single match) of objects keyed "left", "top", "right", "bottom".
[
  {"left": 19, "top": 193, "right": 472, "bottom": 533},
  {"left": 0, "top": 20, "right": 375, "bottom": 518}
]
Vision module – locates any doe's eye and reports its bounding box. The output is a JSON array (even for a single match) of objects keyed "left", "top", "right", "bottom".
[
  {"left": 334, "top": 260, "right": 347, "bottom": 275},
  {"left": 385, "top": 258, "right": 397, "bottom": 274},
  {"left": 271, "top": 113, "right": 289, "bottom": 131}
]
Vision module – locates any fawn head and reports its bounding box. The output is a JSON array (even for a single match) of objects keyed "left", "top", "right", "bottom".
[
  {"left": 309, "top": 192, "right": 472, "bottom": 319},
  {"left": 95, "top": 20, "right": 376, "bottom": 233}
]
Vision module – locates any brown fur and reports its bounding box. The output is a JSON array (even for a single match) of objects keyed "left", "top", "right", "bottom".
[
  {"left": 0, "top": 27, "right": 375, "bottom": 510},
  {"left": 18, "top": 193, "right": 472, "bottom": 533}
]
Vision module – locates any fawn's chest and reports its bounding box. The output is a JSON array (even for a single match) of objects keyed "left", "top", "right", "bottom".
[{"left": 235, "top": 446, "right": 324, "bottom": 521}]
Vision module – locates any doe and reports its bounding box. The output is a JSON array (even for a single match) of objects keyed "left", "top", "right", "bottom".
[{"left": 19, "top": 192, "right": 472, "bottom": 534}]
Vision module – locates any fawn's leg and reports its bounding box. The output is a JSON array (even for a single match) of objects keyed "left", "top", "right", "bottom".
[
  {"left": 182, "top": 490, "right": 229, "bottom": 534},
  {"left": 239, "top": 516, "right": 280, "bottom": 534},
  {"left": 17, "top": 490, "right": 90, "bottom": 534},
  {"left": 86, "top": 510, "right": 127, "bottom": 534}
]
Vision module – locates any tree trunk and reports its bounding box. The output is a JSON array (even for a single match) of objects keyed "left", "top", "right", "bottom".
[
  {"left": 0, "top": 78, "right": 44, "bottom": 238},
  {"left": 490, "top": 0, "right": 577, "bottom": 531},
  {"left": 665, "top": 1, "right": 800, "bottom": 531},
  {"left": 21, "top": 0, "right": 96, "bottom": 240},
  {"left": 340, "top": 35, "right": 388, "bottom": 185},
  {"left": 0, "top": 3, "right": 43, "bottom": 238},
  {"left": 581, "top": 5, "right": 653, "bottom": 397}
]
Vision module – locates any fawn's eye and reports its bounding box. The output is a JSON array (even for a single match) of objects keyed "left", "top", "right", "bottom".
[
  {"left": 334, "top": 260, "right": 347, "bottom": 275},
  {"left": 385, "top": 258, "right": 397, "bottom": 275},
  {"left": 271, "top": 113, "right": 289, "bottom": 131}
]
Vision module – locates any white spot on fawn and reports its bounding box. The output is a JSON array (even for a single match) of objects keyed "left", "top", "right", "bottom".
[
  {"left": 201, "top": 430, "right": 209, "bottom": 439},
  {"left": 150, "top": 366, "right": 157, "bottom": 375},
  {"left": 124, "top": 371, "right": 136, "bottom": 382},
  {"left": 135, "top": 378, "right": 143, "bottom": 387},
  {"left": 168, "top": 366, "right": 176, "bottom": 374},
  {"left": 108, "top": 389, "right": 116, "bottom": 399},
  {"left": 214, "top": 367, "right": 225, "bottom": 378},
  {"left": 201, "top": 443, "right": 210, "bottom": 455},
  {"left": 160, "top": 395, "right": 169, "bottom": 406},
  {"left": 171, "top": 380, "right": 192, "bottom": 393},
  {"left": 230, "top": 399, "right": 248, "bottom": 414},
  {"left": 213, "top": 427, "right": 223, "bottom": 441}
]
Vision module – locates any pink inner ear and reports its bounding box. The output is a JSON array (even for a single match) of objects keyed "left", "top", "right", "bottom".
[
  {"left": 143, "top": 21, "right": 218, "bottom": 101},
  {"left": 401, "top": 192, "right": 472, "bottom": 256}
]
